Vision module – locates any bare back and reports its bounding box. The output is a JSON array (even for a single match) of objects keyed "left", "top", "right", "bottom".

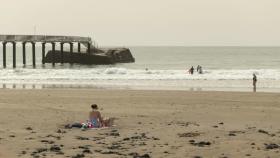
[{"left": 89, "top": 110, "right": 102, "bottom": 121}]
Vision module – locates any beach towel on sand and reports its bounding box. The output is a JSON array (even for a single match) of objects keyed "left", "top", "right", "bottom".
[{"left": 65, "top": 122, "right": 114, "bottom": 130}]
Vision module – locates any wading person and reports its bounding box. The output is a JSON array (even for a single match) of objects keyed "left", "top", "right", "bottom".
[{"left": 189, "top": 66, "right": 194, "bottom": 75}]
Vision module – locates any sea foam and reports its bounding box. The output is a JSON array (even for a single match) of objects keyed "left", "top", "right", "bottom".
[{"left": 0, "top": 67, "right": 279, "bottom": 82}]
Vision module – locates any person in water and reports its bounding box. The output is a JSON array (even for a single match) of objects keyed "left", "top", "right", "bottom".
[
  {"left": 197, "top": 65, "right": 201, "bottom": 72},
  {"left": 253, "top": 73, "right": 257, "bottom": 92},
  {"left": 89, "top": 104, "right": 114, "bottom": 128},
  {"left": 197, "top": 65, "right": 203, "bottom": 74},
  {"left": 189, "top": 66, "right": 194, "bottom": 75}
]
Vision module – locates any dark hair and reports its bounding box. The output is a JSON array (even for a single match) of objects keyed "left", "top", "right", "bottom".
[{"left": 91, "top": 104, "right": 98, "bottom": 109}]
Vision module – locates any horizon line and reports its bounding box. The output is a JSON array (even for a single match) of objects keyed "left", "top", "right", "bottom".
[{"left": 99, "top": 45, "right": 280, "bottom": 47}]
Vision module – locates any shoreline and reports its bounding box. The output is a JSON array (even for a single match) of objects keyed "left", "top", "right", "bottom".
[{"left": 0, "top": 83, "right": 280, "bottom": 93}]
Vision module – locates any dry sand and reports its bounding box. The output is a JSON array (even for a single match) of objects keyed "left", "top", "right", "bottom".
[{"left": 0, "top": 89, "right": 279, "bottom": 158}]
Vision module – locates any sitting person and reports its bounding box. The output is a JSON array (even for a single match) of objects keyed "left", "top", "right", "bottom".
[
  {"left": 89, "top": 104, "right": 114, "bottom": 128},
  {"left": 65, "top": 104, "right": 114, "bottom": 129}
]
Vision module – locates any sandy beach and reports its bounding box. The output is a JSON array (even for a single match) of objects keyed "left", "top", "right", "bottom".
[{"left": 0, "top": 89, "right": 279, "bottom": 158}]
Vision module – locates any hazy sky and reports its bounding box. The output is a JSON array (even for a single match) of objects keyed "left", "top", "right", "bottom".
[{"left": 0, "top": 0, "right": 280, "bottom": 46}]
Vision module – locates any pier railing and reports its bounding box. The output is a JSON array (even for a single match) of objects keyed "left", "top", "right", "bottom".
[{"left": 0, "top": 35, "right": 91, "bottom": 43}]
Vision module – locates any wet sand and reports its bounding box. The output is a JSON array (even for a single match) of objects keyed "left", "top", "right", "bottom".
[{"left": 0, "top": 89, "right": 279, "bottom": 158}]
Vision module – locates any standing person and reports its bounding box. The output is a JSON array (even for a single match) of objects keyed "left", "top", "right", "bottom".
[
  {"left": 189, "top": 66, "right": 194, "bottom": 75},
  {"left": 197, "top": 65, "right": 200, "bottom": 72},
  {"left": 198, "top": 66, "right": 203, "bottom": 74},
  {"left": 253, "top": 74, "right": 257, "bottom": 92}
]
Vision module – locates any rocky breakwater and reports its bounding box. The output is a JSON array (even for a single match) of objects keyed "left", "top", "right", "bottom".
[{"left": 44, "top": 47, "right": 135, "bottom": 65}]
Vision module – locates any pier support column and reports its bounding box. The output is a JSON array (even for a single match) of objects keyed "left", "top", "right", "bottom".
[
  {"left": 87, "top": 42, "right": 91, "bottom": 54},
  {"left": 42, "top": 43, "right": 46, "bottom": 65},
  {"left": 2, "top": 42, "right": 6, "bottom": 68},
  {"left": 51, "top": 42, "right": 55, "bottom": 66},
  {"left": 78, "top": 43, "right": 81, "bottom": 53},
  {"left": 60, "top": 42, "right": 64, "bottom": 64},
  {"left": 12, "top": 42, "right": 16, "bottom": 68},
  {"left": 22, "top": 42, "right": 26, "bottom": 66},
  {"left": 32, "top": 42, "right": 36, "bottom": 68},
  {"left": 70, "top": 43, "right": 73, "bottom": 64}
]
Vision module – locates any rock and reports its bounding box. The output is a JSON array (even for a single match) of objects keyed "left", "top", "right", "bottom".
[
  {"left": 72, "top": 153, "right": 85, "bottom": 158},
  {"left": 152, "top": 137, "right": 160, "bottom": 140},
  {"left": 108, "top": 144, "right": 121, "bottom": 150},
  {"left": 94, "top": 149, "right": 102, "bottom": 153},
  {"left": 82, "top": 149, "right": 92, "bottom": 154},
  {"left": 101, "top": 151, "right": 122, "bottom": 155},
  {"left": 197, "top": 141, "right": 211, "bottom": 147},
  {"left": 129, "top": 152, "right": 150, "bottom": 158},
  {"left": 36, "top": 148, "right": 48, "bottom": 153},
  {"left": 265, "top": 143, "right": 279, "bottom": 150},
  {"left": 258, "top": 129, "right": 275, "bottom": 137},
  {"left": 105, "top": 48, "right": 135, "bottom": 63},
  {"left": 123, "top": 137, "right": 130, "bottom": 141},
  {"left": 258, "top": 129, "right": 269, "bottom": 135},
  {"left": 76, "top": 136, "right": 89, "bottom": 140},
  {"left": 46, "top": 134, "right": 61, "bottom": 140},
  {"left": 189, "top": 140, "right": 211, "bottom": 147},
  {"left": 129, "top": 152, "right": 139, "bottom": 157},
  {"left": 134, "top": 154, "right": 151, "bottom": 158},
  {"left": 40, "top": 140, "right": 55, "bottom": 144},
  {"left": 26, "top": 127, "right": 33, "bottom": 130},
  {"left": 229, "top": 130, "right": 245, "bottom": 135},
  {"left": 56, "top": 151, "right": 64, "bottom": 155},
  {"left": 45, "top": 48, "right": 134, "bottom": 65},
  {"left": 110, "top": 132, "right": 120, "bottom": 136},
  {"left": 189, "top": 140, "right": 195, "bottom": 143},
  {"left": 50, "top": 145, "right": 61, "bottom": 152},
  {"left": 105, "top": 130, "right": 120, "bottom": 137},
  {"left": 178, "top": 132, "right": 201, "bottom": 137},
  {"left": 78, "top": 146, "right": 90, "bottom": 150},
  {"left": 139, "top": 142, "right": 147, "bottom": 146}
]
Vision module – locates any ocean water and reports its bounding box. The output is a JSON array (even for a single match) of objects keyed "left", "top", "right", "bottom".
[{"left": 0, "top": 46, "right": 279, "bottom": 92}]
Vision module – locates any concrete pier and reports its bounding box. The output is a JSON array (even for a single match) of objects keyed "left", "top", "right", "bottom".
[
  {"left": 22, "top": 42, "right": 26, "bottom": 65},
  {"left": 0, "top": 34, "right": 92, "bottom": 68},
  {"left": 2, "top": 42, "right": 6, "bottom": 68},
  {"left": 0, "top": 34, "right": 135, "bottom": 67},
  {"left": 12, "top": 42, "right": 16, "bottom": 68},
  {"left": 42, "top": 43, "right": 46, "bottom": 65}
]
